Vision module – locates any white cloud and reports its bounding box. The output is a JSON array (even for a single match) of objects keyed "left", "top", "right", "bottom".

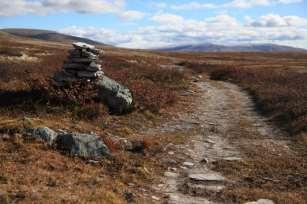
[
  {"left": 227, "top": 0, "right": 303, "bottom": 8},
  {"left": 171, "top": 0, "right": 303, "bottom": 10},
  {"left": 0, "top": 0, "right": 124, "bottom": 16},
  {"left": 59, "top": 13, "right": 307, "bottom": 49},
  {"left": 118, "top": 10, "right": 146, "bottom": 21},
  {"left": 0, "top": 0, "right": 145, "bottom": 21},
  {"left": 0, "top": 0, "right": 42, "bottom": 16},
  {"left": 151, "top": 2, "right": 168, "bottom": 10},
  {"left": 41, "top": 0, "right": 125, "bottom": 13},
  {"left": 59, "top": 26, "right": 132, "bottom": 45},
  {"left": 248, "top": 14, "right": 307, "bottom": 27},
  {"left": 151, "top": 13, "right": 184, "bottom": 26},
  {"left": 227, "top": 0, "right": 271, "bottom": 8},
  {"left": 277, "top": 0, "right": 303, "bottom": 3},
  {"left": 171, "top": 2, "right": 217, "bottom": 10},
  {"left": 205, "top": 14, "right": 239, "bottom": 27}
]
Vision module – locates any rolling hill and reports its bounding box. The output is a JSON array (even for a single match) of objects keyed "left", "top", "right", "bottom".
[
  {"left": 1, "top": 28, "right": 105, "bottom": 45},
  {"left": 157, "top": 43, "right": 306, "bottom": 52}
]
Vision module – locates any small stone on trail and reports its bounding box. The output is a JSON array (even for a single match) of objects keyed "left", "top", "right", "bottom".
[
  {"left": 87, "top": 160, "right": 99, "bottom": 165},
  {"left": 162, "top": 158, "right": 177, "bottom": 166},
  {"left": 123, "top": 191, "right": 135, "bottom": 203},
  {"left": 180, "top": 166, "right": 188, "bottom": 170},
  {"left": 168, "top": 151, "right": 175, "bottom": 155},
  {"left": 183, "top": 162, "right": 194, "bottom": 168},
  {"left": 200, "top": 158, "right": 209, "bottom": 164},
  {"left": 169, "top": 167, "right": 177, "bottom": 172},
  {"left": 189, "top": 173, "right": 225, "bottom": 182},
  {"left": 151, "top": 196, "right": 160, "bottom": 201},
  {"left": 0, "top": 134, "right": 10, "bottom": 141},
  {"left": 223, "top": 156, "right": 241, "bottom": 161},
  {"left": 128, "top": 183, "right": 135, "bottom": 187},
  {"left": 164, "top": 171, "right": 178, "bottom": 178}
]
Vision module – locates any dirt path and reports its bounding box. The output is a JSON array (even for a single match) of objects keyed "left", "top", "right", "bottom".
[{"left": 147, "top": 77, "right": 292, "bottom": 204}]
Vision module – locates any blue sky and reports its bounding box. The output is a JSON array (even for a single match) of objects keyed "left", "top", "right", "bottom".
[{"left": 1, "top": 0, "right": 307, "bottom": 48}]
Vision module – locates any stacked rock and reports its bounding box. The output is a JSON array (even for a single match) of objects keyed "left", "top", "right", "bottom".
[
  {"left": 53, "top": 42, "right": 133, "bottom": 114},
  {"left": 54, "top": 42, "right": 104, "bottom": 85}
]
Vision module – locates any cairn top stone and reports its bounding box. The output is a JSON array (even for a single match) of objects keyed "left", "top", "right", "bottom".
[
  {"left": 73, "top": 42, "right": 94, "bottom": 49},
  {"left": 72, "top": 42, "right": 97, "bottom": 52}
]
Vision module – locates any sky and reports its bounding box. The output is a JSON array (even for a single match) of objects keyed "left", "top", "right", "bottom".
[{"left": 0, "top": 0, "right": 307, "bottom": 49}]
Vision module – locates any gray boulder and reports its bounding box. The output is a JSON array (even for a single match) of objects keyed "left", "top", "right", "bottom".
[
  {"left": 55, "top": 133, "right": 110, "bottom": 158},
  {"left": 96, "top": 75, "right": 133, "bottom": 114},
  {"left": 27, "top": 127, "right": 58, "bottom": 145}
]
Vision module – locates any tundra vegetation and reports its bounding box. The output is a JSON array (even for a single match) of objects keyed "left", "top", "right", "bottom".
[{"left": 0, "top": 34, "right": 306, "bottom": 203}]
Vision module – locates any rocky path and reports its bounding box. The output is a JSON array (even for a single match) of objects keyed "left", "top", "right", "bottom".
[{"left": 148, "top": 77, "right": 290, "bottom": 204}]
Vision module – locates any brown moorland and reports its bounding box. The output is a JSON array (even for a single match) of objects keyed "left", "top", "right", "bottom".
[
  {"left": 0, "top": 33, "right": 307, "bottom": 203},
  {"left": 0, "top": 34, "right": 190, "bottom": 203}
]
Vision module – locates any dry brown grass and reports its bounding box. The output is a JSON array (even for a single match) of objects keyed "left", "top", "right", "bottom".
[
  {"left": 0, "top": 136, "right": 123, "bottom": 203},
  {"left": 1, "top": 35, "right": 307, "bottom": 203},
  {"left": 0, "top": 37, "right": 187, "bottom": 117},
  {"left": 212, "top": 147, "right": 307, "bottom": 203},
  {"left": 0, "top": 36, "right": 190, "bottom": 203},
  {"left": 101, "top": 54, "right": 187, "bottom": 112}
]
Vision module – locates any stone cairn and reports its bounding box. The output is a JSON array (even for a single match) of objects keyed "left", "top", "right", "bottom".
[
  {"left": 53, "top": 42, "right": 133, "bottom": 114},
  {"left": 54, "top": 42, "right": 104, "bottom": 85}
]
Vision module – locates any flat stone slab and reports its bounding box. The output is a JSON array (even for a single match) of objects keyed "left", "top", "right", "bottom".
[
  {"left": 63, "top": 63, "right": 87, "bottom": 70},
  {"left": 168, "top": 194, "right": 214, "bottom": 204},
  {"left": 68, "top": 57, "right": 94, "bottom": 64},
  {"left": 73, "top": 42, "right": 95, "bottom": 50},
  {"left": 86, "top": 62, "right": 102, "bottom": 71},
  {"left": 245, "top": 199, "right": 275, "bottom": 204},
  {"left": 82, "top": 50, "right": 98, "bottom": 59},
  {"left": 223, "top": 156, "right": 241, "bottom": 161},
  {"left": 189, "top": 173, "right": 226, "bottom": 182},
  {"left": 184, "top": 183, "right": 225, "bottom": 195}
]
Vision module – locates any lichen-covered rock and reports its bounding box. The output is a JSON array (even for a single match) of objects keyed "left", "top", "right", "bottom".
[
  {"left": 27, "top": 127, "right": 58, "bottom": 145},
  {"left": 55, "top": 133, "right": 110, "bottom": 158},
  {"left": 96, "top": 75, "right": 133, "bottom": 114}
]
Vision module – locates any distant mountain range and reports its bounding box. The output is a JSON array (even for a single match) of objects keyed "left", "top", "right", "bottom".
[
  {"left": 156, "top": 43, "right": 306, "bottom": 52},
  {"left": 1, "top": 28, "right": 105, "bottom": 45},
  {"left": 1, "top": 28, "right": 306, "bottom": 52}
]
